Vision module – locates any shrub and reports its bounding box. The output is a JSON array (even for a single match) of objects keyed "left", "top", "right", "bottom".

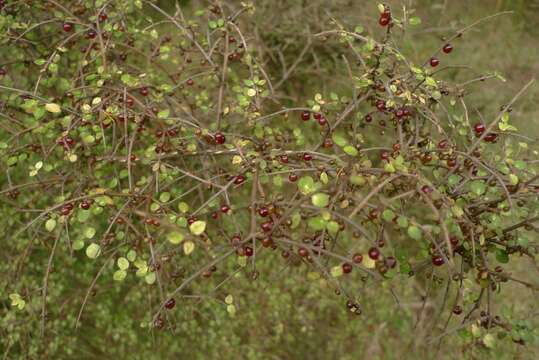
[{"left": 1, "top": 0, "right": 538, "bottom": 358}]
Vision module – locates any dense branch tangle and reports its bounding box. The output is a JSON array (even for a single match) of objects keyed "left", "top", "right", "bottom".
[{"left": 0, "top": 0, "right": 537, "bottom": 352}]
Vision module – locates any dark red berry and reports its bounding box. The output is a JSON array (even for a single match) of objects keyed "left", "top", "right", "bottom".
[
  {"left": 474, "top": 123, "right": 486, "bottom": 136},
  {"left": 280, "top": 154, "right": 289, "bottom": 163},
  {"left": 430, "top": 57, "right": 440, "bottom": 67},
  {"left": 342, "top": 263, "right": 353, "bottom": 274},
  {"left": 301, "top": 111, "right": 311, "bottom": 121},
  {"left": 442, "top": 44, "right": 453, "bottom": 54},
  {"left": 447, "top": 158, "right": 457, "bottom": 168},
  {"left": 220, "top": 204, "right": 230, "bottom": 214},
  {"left": 139, "top": 87, "right": 149, "bottom": 96},
  {"left": 164, "top": 298, "right": 176, "bottom": 309},
  {"left": 186, "top": 79, "right": 194, "bottom": 86},
  {"left": 234, "top": 175, "right": 246, "bottom": 185},
  {"left": 258, "top": 207, "right": 269, "bottom": 217},
  {"left": 379, "top": 16, "right": 390, "bottom": 26},
  {"left": 214, "top": 132, "right": 226, "bottom": 145},
  {"left": 86, "top": 30, "right": 97, "bottom": 39},
  {"left": 63, "top": 23, "right": 73, "bottom": 32},
  {"left": 317, "top": 116, "right": 327, "bottom": 126},
  {"left": 376, "top": 99, "right": 386, "bottom": 111},
  {"left": 261, "top": 221, "right": 273, "bottom": 232},
  {"left": 453, "top": 305, "right": 462, "bottom": 315},
  {"left": 380, "top": 151, "right": 389, "bottom": 161},
  {"left": 421, "top": 185, "right": 432, "bottom": 194},
  {"left": 385, "top": 256, "right": 397, "bottom": 269},
  {"left": 368, "top": 247, "right": 380, "bottom": 260},
  {"left": 298, "top": 247, "right": 309, "bottom": 257},
  {"left": 80, "top": 201, "right": 91, "bottom": 210},
  {"left": 484, "top": 133, "right": 498, "bottom": 143},
  {"left": 244, "top": 246, "right": 254, "bottom": 257},
  {"left": 352, "top": 253, "right": 363, "bottom": 264},
  {"left": 364, "top": 114, "right": 373, "bottom": 123},
  {"left": 288, "top": 174, "right": 298, "bottom": 182},
  {"left": 438, "top": 139, "right": 450, "bottom": 149},
  {"left": 432, "top": 255, "right": 444, "bottom": 266},
  {"left": 303, "top": 153, "right": 313, "bottom": 161}
]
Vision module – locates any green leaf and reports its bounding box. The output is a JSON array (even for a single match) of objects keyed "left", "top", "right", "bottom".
[
  {"left": 298, "top": 176, "right": 316, "bottom": 195},
  {"left": 73, "top": 239, "right": 85, "bottom": 250},
  {"left": 189, "top": 220, "right": 206, "bottom": 235},
  {"left": 45, "top": 218, "right": 56, "bottom": 232},
  {"left": 343, "top": 145, "right": 358, "bottom": 156},
  {"left": 495, "top": 249, "right": 509, "bottom": 264},
  {"left": 311, "top": 193, "right": 330, "bottom": 207},
  {"left": 159, "top": 192, "right": 171, "bottom": 203},
  {"left": 126, "top": 250, "right": 137, "bottom": 262},
  {"left": 45, "top": 103, "right": 61, "bottom": 113},
  {"left": 483, "top": 333, "right": 496, "bottom": 349},
  {"left": 409, "top": 17, "right": 422, "bottom": 26},
  {"left": 84, "top": 226, "right": 96, "bottom": 239},
  {"left": 183, "top": 240, "right": 195, "bottom": 255},
  {"left": 145, "top": 272, "right": 156, "bottom": 285},
  {"left": 382, "top": 209, "right": 395, "bottom": 222},
  {"left": 167, "top": 231, "right": 185, "bottom": 244},
  {"left": 407, "top": 225, "right": 422, "bottom": 240},
  {"left": 397, "top": 217, "right": 409, "bottom": 228},
  {"left": 85, "top": 243, "right": 101, "bottom": 259},
  {"left": 332, "top": 133, "right": 348, "bottom": 147},
  {"left": 117, "top": 257, "right": 130, "bottom": 270},
  {"left": 326, "top": 221, "right": 340, "bottom": 234},
  {"left": 113, "top": 270, "right": 127, "bottom": 281},
  {"left": 470, "top": 181, "right": 486, "bottom": 196},
  {"left": 157, "top": 109, "right": 170, "bottom": 119},
  {"left": 308, "top": 216, "right": 326, "bottom": 231}
]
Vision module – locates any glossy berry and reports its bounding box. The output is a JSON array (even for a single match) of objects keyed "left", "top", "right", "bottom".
[
  {"left": 484, "top": 133, "right": 498, "bottom": 143},
  {"left": 303, "top": 153, "right": 313, "bottom": 161},
  {"left": 80, "top": 201, "right": 91, "bottom": 210},
  {"left": 63, "top": 23, "right": 73, "bottom": 32},
  {"left": 352, "top": 253, "right": 363, "bottom": 264},
  {"left": 438, "top": 139, "right": 450, "bottom": 149},
  {"left": 86, "top": 30, "right": 97, "bottom": 39},
  {"left": 364, "top": 114, "right": 373, "bottom": 123},
  {"left": 301, "top": 111, "right": 311, "bottom": 121},
  {"left": 368, "top": 247, "right": 380, "bottom": 260},
  {"left": 234, "top": 175, "right": 246, "bottom": 185},
  {"left": 385, "top": 256, "right": 397, "bottom": 269},
  {"left": 442, "top": 44, "right": 453, "bottom": 54},
  {"left": 186, "top": 79, "right": 194, "bottom": 86},
  {"left": 379, "top": 16, "right": 390, "bottom": 26},
  {"left": 380, "top": 151, "right": 389, "bottom": 161},
  {"left": 376, "top": 99, "right": 386, "bottom": 111},
  {"left": 164, "top": 298, "right": 176, "bottom": 309},
  {"left": 220, "top": 204, "right": 230, "bottom": 214},
  {"left": 139, "top": 87, "right": 149, "bottom": 96},
  {"left": 214, "top": 132, "right": 226, "bottom": 145},
  {"left": 298, "top": 247, "right": 309, "bottom": 257},
  {"left": 432, "top": 255, "right": 444, "bottom": 266},
  {"left": 447, "top": 158, "right": 457, "bottom": 168},
  {"left": 288, "top": 173, "right": 298, "bottom": 182},
  {"left": 474, "top": 123, "right": 486, "bottom": 136},
  {"left": 261, "top": 221, "right": 273, "bottom": 232},
  {"left": 342, "top": 262, "right": 353, "bottom": 274},
  {"left": 430, "top": 57, "right": 440, "bottom": 67},
  {"left": 453, "top": 305, "right": 463, "bottom": 315},
  {"left": 317, "top": 116, "right": 327, "bottom": 126},
  {"left": 421, "top": 185, "right": 432, "bottom": 194},
  {"left": 258, "top": 207, "right": 269, "bottom": 217},
  {"left": 244, "top": 246, "right": 254, "bottom": 257},
  {"left": 0, "top": 68, "right": 5, "bottom": 76}
]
